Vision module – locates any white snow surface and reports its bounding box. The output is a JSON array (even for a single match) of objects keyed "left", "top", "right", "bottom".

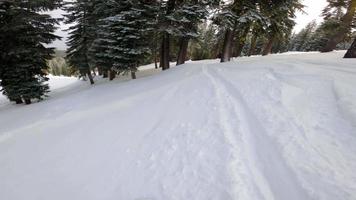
[{"left": 0, "top": 51, "right": 356, "bottom": 200}]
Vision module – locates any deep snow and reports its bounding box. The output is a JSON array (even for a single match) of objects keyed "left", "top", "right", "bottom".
[{"left": 0, "top": 51, "right": 356, "bottom": 200}]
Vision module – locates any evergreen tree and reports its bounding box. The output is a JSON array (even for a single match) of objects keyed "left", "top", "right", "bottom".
[
  {"left": 89, "top": 0, "right": 117, "bottom": 79},
  {"left": 99, "top": 0, "right": 158, "bottom": 79},
  {"left": 260, "top": 0, "right": 303, "bottom": 56},
  {"left": 321, "top": 0, "right": 356, "bottom": 52},
  {"left": 173, "top": 0, "right": 214, "bottom": 65},
  {"left": 158, "top": 0, "right": 177, "bottom": 70},
  {"left": 290, "top": 21, "right": 317, "bottom": 51},
  {"left": 0, "top": 0, "right": 61, "bottom": 104},
  {"left": 64, "top": 0, "right": 96, "bottom": 84}
]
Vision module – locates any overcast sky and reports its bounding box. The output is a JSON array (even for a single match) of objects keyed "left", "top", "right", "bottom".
[{"left": 50, "top": 0, "right": 328, "bottom": 50}]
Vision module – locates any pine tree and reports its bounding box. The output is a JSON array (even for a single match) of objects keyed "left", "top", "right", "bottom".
[
  {"left": 214, "top": 0, "right": 267, "bottom": 62},
  {"left": 89, "top": 0, "right": 117, "bottom": 79},
  {"left": 173, "top": 0, "right": 211, "bottom": 65},
  {"left": 321, "top": 0, "right": 356, "bottom": 52},
  {"left": 64, "top": 0, "right": 96, "bottom": 84},
  {"left": 0, "top": 0, "right": 61, "bottom": 104},
  {"left": 261, "top": 0, "right": 303, "bottom": 56},
  {"left": 100, "top": 0, "right": 158, "bottom": 79},
  {"left": 291, "top": 21, "right": 317, "bottom": 51},
  {"left": 158, "top": 0, "right": 177, "bottom": 70}
]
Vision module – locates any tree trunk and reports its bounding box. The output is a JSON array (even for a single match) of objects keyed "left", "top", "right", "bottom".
[
  {"left": 160, "top": 34, "right": 170, "bottom": 70},
  {"left": 131, "top": 65, "right": 137, "bottom": 79},
  {"left": 262, "top": 37, "right": 275, "bottom": 56},
  {"left": 160, "top": 0, "right": 176, "bottom": 70},
  {"left": 154, "top": 56, "right": 158, "bottom": 69},
  {"left": 176, "top": 37, "right": 189, "bottom": 65},
  {"left": 154, "top": 47, "right": 158, "bottom": 69},
  {"left": 103, "top": 70, "right": 108, "bottom": 78},
  {"left": 344, "top": 37, "right": 356, "bottom": 58},
  {"left": 131, "top": 71, "right": 136, "bottom": 79},
  {"left": 321, "top": 0, "right": 356, "bottom": 52},
  {"left": 24, "top": 99, "right": 31, "bottom": 105},
  {"left": 97, "top": 67, "right": 103, "bottom": 76},
  {"left": 248, "top": 35, "right": 258, "bottom": 57},
  {"left": 221, "top": 29, "right": 234, "bottom": 62},
  {"left": 15, "top": 99, "right": 23, "bottom": 104},
  {"left": 109, "top": 69, "right": 116, "bottom": 81},
  {"left": 87, "top": 69, "right": 94, "bottom": 84}
]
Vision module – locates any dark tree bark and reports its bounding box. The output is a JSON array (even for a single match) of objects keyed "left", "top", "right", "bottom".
[
  {"left": 103, "top": 70, "right": 108, "bottom": 78},
  {"left": 87, "top": 69, "right": 94, "bottom": 84},
  {"left": 15, "top": 99, "right": 23, "bottom": 104},
  {"left": 160, "top": 0, "right": 176, "bottom": 70},
  {"left": 131, "top": 66, "right": 137, "bottom": 79},
  {"left": 262, "top": 37, "right": 275, "bottom": 56},
  {"left": 109, "top": 69, "right": 116, "bottom": 81},
  {"left": 160, "top": 34, "right": 170, "bottom": 70},
  {"left": 248, "top": 35, "right": 258, "bottom": 57},
  {"left": 24, "top": 99, "right": 31, "bottom": 105},
  {"left": 176, "top": 37, "right": 189, "bottom": 65},
  {"left": 321, "top": 0, "right": 356, "bottom": 52},
  {"left": 97, "top": 67, "right": 103, "bottom": 76},
  {"left": 344, "top": 37, "right": 356, "bottom": 58},
  {"left": 221, "top": 29, "right": 234, "bottom": 62},
  {"left": 131, "top": 71, "right": 136, "bottom": 79}
]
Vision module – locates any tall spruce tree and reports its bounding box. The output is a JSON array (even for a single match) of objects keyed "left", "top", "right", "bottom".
[
  {"left": 0, "top": 0, "right": 61, "bottom": 104},
  {"left": 89, "top": 0, "right": 116, "bottom": 79},
  {"left": 99, "top": 0, "right": 158, "bottom": 79},
  {"left": 173, "top": 0, "right": 214, "bottom": 65},
  {"left": 261, "top": 0, "right": 303, "bottom": 56},
  {"left": 64, "top": 0, "right": 96, "bottom": 84},
  {"left": 321, "top": 0, "right": 356, "bottom": 52}
]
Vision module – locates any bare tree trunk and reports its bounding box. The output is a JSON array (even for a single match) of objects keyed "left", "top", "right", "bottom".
[
  {"left": 153, "top": 31, "right": 158, "bottom": 69},
  {"left": 221, "top": 29, "right": 234, "bottom": 62},
  {"left": 154, "top": 46, "right": 158, "bottom": 69},
  {"left": 321, "top": 0, "right": 356, "bottom": 52},
  {"left": 160, "top": 34, "right": 170, "bottom": 70},
  {"left": 109, "top": 69, "right": 116, "bottom": 81},
  {"left": 87, "top": 69, "right": 94, "bottom": 84},
  {"left": 344, "top": 37, "right": 356, "bottom": 58},
  {"left": 97, "top": 66, "right": 103, "bottom": 76},
  {"left": 103, "top": 70, "right": 108, "bottom": 78},
  {"left": 248, "top": 35, "right": 258, "bottom": 56},
  {"left": 262, "top": 37, "right": 275, "bottom": 56},
  {"left": 24, "top": 99, "right": 31, "bottom": 105},
  {"left": 154, "top": 55, "right": 158, "bottom": 69},
  {"left": 131, "top": 71, "right": 136, "bottom": 79},
  {"left": 176, "top": 37, "right": 189, "bottom": 65},
  {"left": 15, "top": 99, "right": 23, "bottom": 104},
  {"left": 131, "top": 66, "right": 137, "bottom": 79},
  {"left": 160, "top": 0, "right": 176, "bottom": 70}
]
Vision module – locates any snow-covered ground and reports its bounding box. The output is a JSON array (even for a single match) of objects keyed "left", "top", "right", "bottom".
[{"left": 0, "top": 51, "right": 355, "bottom": 200}]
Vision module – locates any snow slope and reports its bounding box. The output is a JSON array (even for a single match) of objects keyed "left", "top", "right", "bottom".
[{"left": 0, "top": 51, "right": 356, "bottom": 200}]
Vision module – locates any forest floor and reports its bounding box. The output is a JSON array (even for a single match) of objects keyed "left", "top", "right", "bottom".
[{"left": 1, "top": 51, "right": 356, "bottom": 200}]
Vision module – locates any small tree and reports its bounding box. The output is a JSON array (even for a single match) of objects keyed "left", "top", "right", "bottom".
[{"left": 0, "top": 0, "right": 61, "bottom": 104}]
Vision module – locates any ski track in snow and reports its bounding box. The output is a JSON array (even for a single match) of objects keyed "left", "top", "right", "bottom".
[{"left": 0, "top": 51, "right": 356, "bottom": 200}]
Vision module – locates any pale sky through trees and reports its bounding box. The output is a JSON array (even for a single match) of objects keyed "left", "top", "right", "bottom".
[{"left": 50, "top": 0, "right": 328, "bottom": 50}]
